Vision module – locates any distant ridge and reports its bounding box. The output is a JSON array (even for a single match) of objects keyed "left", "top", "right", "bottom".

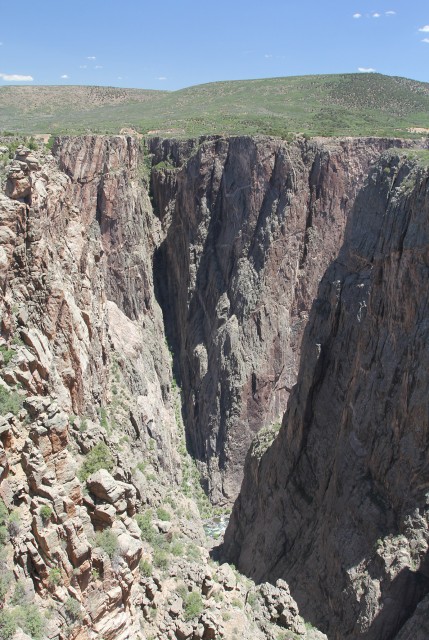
[{"left": 1, "top": 73, "right": 429, "bottom": 138}]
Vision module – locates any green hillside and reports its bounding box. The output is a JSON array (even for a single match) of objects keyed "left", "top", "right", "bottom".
[{"left": 1, "top": 73, "right": 429, "bottom": 138}]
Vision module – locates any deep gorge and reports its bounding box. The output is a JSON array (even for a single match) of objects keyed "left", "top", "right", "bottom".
[{"left": 0, "top": 133, "right": 427, "bottom": 640}]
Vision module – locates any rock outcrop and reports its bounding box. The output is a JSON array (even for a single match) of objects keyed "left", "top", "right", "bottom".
[
  {"left": 0, "top": 138, "right": 182, "bottom": 639},
  {"left": 223, "top": 150, "right": 429, "bottom": 639},
  {"left": 150, "top": 135, "right": 415, "bottom": 503}
]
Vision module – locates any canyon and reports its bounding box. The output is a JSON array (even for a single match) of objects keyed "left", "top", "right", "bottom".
[{"left": 0, "top": 132, "right": 427, "bottom": 639}]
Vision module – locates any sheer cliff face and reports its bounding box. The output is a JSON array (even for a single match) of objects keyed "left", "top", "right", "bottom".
[
  {"left": 1, "top": 136, "right": 178, "bottom": 476},
  {"left": 150, "top": 135, "right": 410, "bottom": 503},
  {"left": 223, "top": 153, "right": 429, "bottom": 639},
  {"left": 0, "top": 137, "right": 182, "bottom": 639}
]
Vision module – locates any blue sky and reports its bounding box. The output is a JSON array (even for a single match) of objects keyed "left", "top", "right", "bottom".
[{"left": 1, "top": 0, "right": 429, "bottom": 89}]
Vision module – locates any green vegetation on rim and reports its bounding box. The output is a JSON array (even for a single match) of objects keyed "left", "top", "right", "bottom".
[{"left": 2, "top": 73, "right": 429, "bottom": 138}]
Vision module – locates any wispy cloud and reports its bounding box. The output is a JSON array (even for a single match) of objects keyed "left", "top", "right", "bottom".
[
  {"left": 358, "top": 67, "right": 376, "bottom": 73},
  {"left": 372, "top": 12, "right": 381, "bottom": 18},
  {"left": 0, "top": 42, "right": 3, "bottom": 46},
  {"left": 87, "top": 56, "right": 96, "bottom": 60},
  {"left": 264, "top": 53, "right": 273, "bottom": 58},
  {"left": 94, "top": 65, "right": 103, "bottom": 69},
  {"left": 60, "top": 74, "right": 69, "bottom": 79},
  {"left": 353, "top": 13, "right": 362, "bottom": 19},
  {"left": 79, "top": 65, "right": 87, "bottom": 69},
  {"left": 0, "top": 72, "right": 33, "bottom": 81},
  {"left": 156, "top": 76, "right": 167, "bottom": 81},
  {"left": 419, "top": 25, "right": 429, "bottom": 32},
  {"left": 385, "top": 10, "right": 396, "bottom": 16},
  {"left": 422, "top": 38, "right": 429, "bottom": 43}
]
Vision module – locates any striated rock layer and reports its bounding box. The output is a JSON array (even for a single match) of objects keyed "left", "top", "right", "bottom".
[
  {"left": 223, "top": 151, "right": 429, "bottom": 639},
  {"left": 150, "top": 135, "right": 415, "bottom": 503}
]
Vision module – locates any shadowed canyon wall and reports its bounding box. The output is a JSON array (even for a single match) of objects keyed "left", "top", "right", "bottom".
[
  {"left": 223, "top": 151, "right": 429, "bottom": 640},
  {"left": 149, "top": 135, "right": 413, "bottom": 503}
]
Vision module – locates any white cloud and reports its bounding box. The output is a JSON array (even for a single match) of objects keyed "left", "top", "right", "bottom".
[
  {"left": 60, "top": 74, "right": 69, "bottom": 79},
  {"left": 156, "top": 76, "right": 167, "bottom": 81},
  {"left": 372, "top": 12, "right": 381, "bottom": 18},
  {"left": 419, "top": 25, "right": 429, "bottom": 32},
  {"left": 79, "top": 65, "right": 87, "bottom": 69},
  {"left": 87, "top": 56, "right": 96, "bottom": 60},
  {"left": 422, "top": 38, "right": 429, "bottom": 43},
  {"left": 94, "top": 65, "right": 103, "bottom": 69},
  {"left": 353, "top": 13, "right": 362, "bottom": 18},
  {"left": 358, "top": 67, "right": 376, "bottom": 73},
  {"left": 264, "top": 53, "right": 273, "bottom": 58},
  {"left": 385, "top": 10, "right": 396, "bottom": 16},
  {"left": 0, "top": 73, "right": 33, "bottom": 81}
]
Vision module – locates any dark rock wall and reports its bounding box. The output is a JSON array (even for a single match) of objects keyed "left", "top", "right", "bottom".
[
  {"left": 150, "top": 135, "right": 411, "bottom": 503},
  {"left": 223, "top": 152, "right": 429, "bottom": 640}
]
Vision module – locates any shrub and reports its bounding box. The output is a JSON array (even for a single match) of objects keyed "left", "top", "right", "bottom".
[
  {"left": 153, "top": 549, "right": 168, "bottom": 570},
  {"left": 95, "top": 529, "right": 119, "bottom": 559},
  {"left": 0, "top": 572, "right": 12, "bottom": 601},
  {"left": 136, "top": 511, "right": 155, "bottom": 543},
  {"left": 78, "top": 442, "right": 114, "bottom": 482},
  {"left": 186, "top": 543, "right": 201, "bottom": 562},
  {"left": 170, "top": 539, "right": 184, "bottom": 557},
  {"left": 64, "top": 597, "right": 82, "bottom": 623},
  {"left": 48, "top": 567, "right": 62, "bottom": 586},
  {"left": 0, "top": 610, "right": 16, "bottom": 640},
  {"left": 156, "top": 507, "right": 170, "bottom": 522},
  {"left": 39, "top": 505, "right": 53, "bottom": 523},
  {"left": 139, "top": 559, "right": 153, "bottom": 577},
  {"left": 0, "top": 500, "right": 8, "bottom": 526},
  {"left": 15, "top": 604, "right": 44, "bottom": 640},
  {"left": 0, "top": 346, "right": 15, "bottom": 366},
  {"left": 0, "top": 525, "right": 8, "bottom": 545},
  {"left": 7, "top": 511, "right": 20, "bottom": 536},
  {"left": 135, "top": 461, "right": 147, "bottom": 473},
  {"left": 10, "top": 580, "right": 25, "bottom": 604},
  {"left": 0, "top": 386, "right": 23, "bottom": 416},
  {"left": 183, "top": 591, "right": 203, "bottom": 621}
]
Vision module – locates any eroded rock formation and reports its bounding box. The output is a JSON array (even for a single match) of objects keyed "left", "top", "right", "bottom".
[{"left": 223, "top": 151, "right": 429, "bottom": 640}]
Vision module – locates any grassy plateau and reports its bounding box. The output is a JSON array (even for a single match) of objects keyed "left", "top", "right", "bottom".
[{"left": 1, "top": 73, "right": 429, "bottom": 139}]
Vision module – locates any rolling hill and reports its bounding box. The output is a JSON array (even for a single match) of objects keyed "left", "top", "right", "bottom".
[{"left": 1, "top": 73, "right": 429, "bottom": 138}]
